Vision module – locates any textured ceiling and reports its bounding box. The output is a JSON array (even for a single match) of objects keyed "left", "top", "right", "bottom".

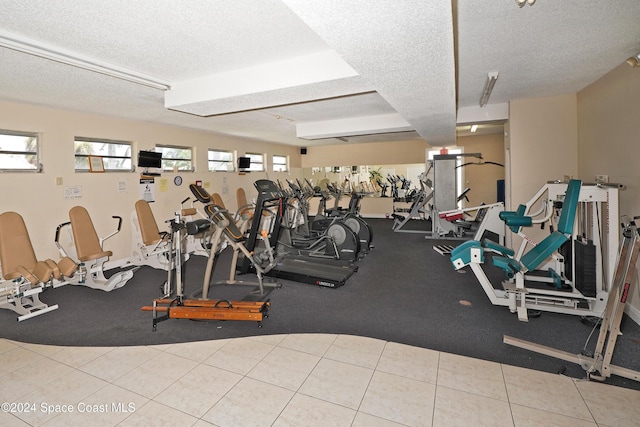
[{"left": 0, "top": 0, "right": 639, "bottom": 147}]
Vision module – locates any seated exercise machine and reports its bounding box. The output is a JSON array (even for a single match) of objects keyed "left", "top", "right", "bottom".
[
  {"left": 450, "top": 180, "right": 621, "bottom": 321},
  {"left": 391, "top": 171, "right": 434, "bottom": 233},
  {"left": 141, "top": 201, "right": 272, "bottom": 330},
  {"left": 128, "top": 198, "right": 215, "bottom": 270},
  {"left": 394, "top": 153, "right": 504, "bottom": 241},
  {"left": 128, "top": 200, "right": 172, "bottom": 270},
  {"left": 55, "top": 206, "right": 136, "bottom": 291},
  {"left": 238, "top": 179, "right": 359, "bottom": 288},
  {"left": 433, "top": 202, "right": 506, "bottom": 255},
  {"left": 504, "top": 215, "right": 640, "bottom": 384},
  {"left": 0, "top": 211, "right": 78, "bottom": 320}
]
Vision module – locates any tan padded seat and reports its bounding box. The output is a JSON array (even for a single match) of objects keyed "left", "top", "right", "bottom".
[
  {"left": 0, "top": 211, "right": 53, "bottom": 283},
  {"left": 69, "top": 206, "right": 112, "bottom": 262},
  {"left": 236, "top": 187, "right": 253, "bottom": 218},
  {"left": 211, "top": 193, "right": 225, "bottom": 208},
  {"left": 135, "top": 200, "right": 164, "bottom": 246}
]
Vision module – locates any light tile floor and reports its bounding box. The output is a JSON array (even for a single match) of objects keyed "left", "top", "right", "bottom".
[{"left": 0, "top": 334, "right": 638, "bottom": 426}]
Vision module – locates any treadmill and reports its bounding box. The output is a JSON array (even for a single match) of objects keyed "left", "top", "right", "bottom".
[{"left": 238, "top": 179, "right": 358, "bottom": 288}]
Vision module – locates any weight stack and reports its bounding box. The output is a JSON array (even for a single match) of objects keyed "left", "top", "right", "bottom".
[{"left": 574, "top": 239, "right": 597, "bottom": 297}]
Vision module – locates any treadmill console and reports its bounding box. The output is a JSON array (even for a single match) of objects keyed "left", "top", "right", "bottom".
[{"left": 254, "top": 179, "right": 284, "bottom": 200}]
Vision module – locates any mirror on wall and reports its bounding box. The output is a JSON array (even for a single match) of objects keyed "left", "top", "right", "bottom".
[
  {"left": 302, "top": 156, "right": 505, "bottom": 208},
  {"left": 302, "top": 163, "right": 427, "bottom": 197}
]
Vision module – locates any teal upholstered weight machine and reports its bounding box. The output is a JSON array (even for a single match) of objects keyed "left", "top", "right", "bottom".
[{"left": 450, "top": 179, "right": 622, "bottom": 321}]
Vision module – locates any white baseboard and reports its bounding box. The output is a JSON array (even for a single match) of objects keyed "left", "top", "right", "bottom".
[{"left": 625, "top": 304, "right": 640, "bottom": 326}]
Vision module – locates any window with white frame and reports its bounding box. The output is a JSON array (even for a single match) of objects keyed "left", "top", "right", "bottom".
[
  {"left": 208, "top": 149, "right": 235, "bottom": 172},
  {"left": 156, "top": 144, "right": 193, "bottom": 172},
  {"left": 272, "top": 154, "right": 288, "bottom": 172},
  {"left": 0, "top": 130, "right": 40, "bottom": 171},
  {"left": 246, "top": 152, "right": 265, "bottom": 172},
  {"left": 74, "top": 137, "right": 132, "bottom": 171}
]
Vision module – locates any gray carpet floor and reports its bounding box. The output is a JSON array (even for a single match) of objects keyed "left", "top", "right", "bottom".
[{"left": 2, "top": 218, "right": 639, "bottom": 391}]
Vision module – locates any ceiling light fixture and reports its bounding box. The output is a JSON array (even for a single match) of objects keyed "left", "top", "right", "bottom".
[
  {"left": 626, "top": 52, "right": 640, "bottom": 67},
  {"left": 470, "top": 124, "right": 478, "bottom": 133},
  {"left": 516, "top": 0, "right": 536, "bottom": 7},
  {"left": 0, "top": 30, "right": 171, "bottom": 90},
  {"left": 479, "top": 72, "right": 499, "bottom": 107}
]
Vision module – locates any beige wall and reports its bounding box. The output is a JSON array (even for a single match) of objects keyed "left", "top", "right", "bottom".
[
  {"left": 456, "top": 133, "right": 505, "bottom": 207},
  {"left": 507, "top": 94, "right": 579, "bottom": 209},
  {"left": 301, "top": 139, "right": 431, "bottom": 168},
  {"left": 577, "top": 63, "right": 640, "bottom": 314},
  {"left": 578, "top": 63, "right": 640, "bottom": 216},
  {"left": 0, "top": 100, "right": 301, "bottom": 262}
]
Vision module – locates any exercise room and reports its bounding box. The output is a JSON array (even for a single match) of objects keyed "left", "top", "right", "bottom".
[{"left": 1, "top": 2, "right": 640, "bottom": 426}]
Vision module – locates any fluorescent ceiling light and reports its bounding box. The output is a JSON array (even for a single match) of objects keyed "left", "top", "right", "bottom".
[
  {"left": 479, "top": 72, "right": 499, "bottom": 107},
  {"left": 0, "top": 30, "right": 171, "bottom": 90},
  {"left": 626, "top": 52, "right": 640, "bottom": 67},
  {"left": 470, "top": 124, "right": 478, "bottom": 133},
  {"left": 516, "top": 0, "right": 536, "bottom": 7}
]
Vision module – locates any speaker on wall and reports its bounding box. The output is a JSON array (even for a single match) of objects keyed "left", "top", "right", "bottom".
[{"left": 300, "top": 147, "right": 307, "bottom": 155}]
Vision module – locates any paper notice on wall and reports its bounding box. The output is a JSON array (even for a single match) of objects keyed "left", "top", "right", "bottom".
[
  {"left": 158, "top": 178, "right": 169, "bottom": 192},
  {"left": 64, "top": 186, "right": 82, "bottom": 200},
  {"left": 140, "top": 178, "right": 155, "bottom": 202}
]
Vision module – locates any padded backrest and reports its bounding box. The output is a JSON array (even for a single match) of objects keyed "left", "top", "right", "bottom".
[
  {"left": 237, "top": 187, "right": 248, "bottom": 207},
  {"left": 0, "top": 212, "right": 38, "bottom": 279},
  {"left": 211, "top": 193, "right": 225, "bottom": 209},
  {"left": 204, "top": 205, "right": 244, "bottom": 242},
  {"left": 69, "top": 206, "right": 109, "bottom": 261},
  {"left": 518, "top": 180, "right": 582, "bottom": 271},
  {"left": 135, "top": 200, "right": 162, "bottom": 246},
  {"left": 237, "top": 187, "right": 255, "bottom": 217},
  {"left": 557, "top": 179, "right": 582, "bottom": 235},
  {"left": 189, "top": 183, "right": 211, "bottom": 204}
]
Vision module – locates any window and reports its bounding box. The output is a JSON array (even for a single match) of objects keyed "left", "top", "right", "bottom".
[
  {"left": 157, "top": 145, "right": 193, "bottom": 172},
  {"left": 0, "top": 130, "right": 40, "bottom": 171},
  {"left": 74, "top": 137, "right": 132, "bottom": 171},
  {"left": 208, "top": 149, "right": 235, "bottom": 172},
  {"left": 246, "top": 152, "right": 265, "bottom": 172},
  {"left": 272, "top": 154, "right": 288, "bottom": 172}
]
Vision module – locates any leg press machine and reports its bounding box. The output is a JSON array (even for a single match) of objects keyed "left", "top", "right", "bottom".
[
  {"left": 450, "top": 180, "right": 621, "bottom": 321},
  {"left": 55, "top": 206, "right": 135, "bottom": 292},
  {"left": 0, "top": 212, "right": 78, "bottom": 321}
]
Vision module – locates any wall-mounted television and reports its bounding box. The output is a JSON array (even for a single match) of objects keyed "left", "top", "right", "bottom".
[
  {"left": 138, "top": 150, "right": 162, "bottom": 169},
  {"left": 238, "top": 156, "right": 251, "bottom": 170}
]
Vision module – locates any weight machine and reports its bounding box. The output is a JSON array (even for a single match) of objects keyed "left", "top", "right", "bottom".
[
  {"left": 393, "top": 153, "right": 503, "bottom": 240},
  {"left": 55, "top": 206, "right": 136, "bottom": 292},
  {"left": 0, "top": 211, "right": 78, "bottom": 321},
  {"left": 450, "top": 180, "right": 621, "bottom": 321}
]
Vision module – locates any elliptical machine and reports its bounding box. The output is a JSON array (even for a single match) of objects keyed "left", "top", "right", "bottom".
[
  {"left": 278, "top": 179, "right": 361, "bottom": 262},
  {"left": 305, "top": 179, "right": 373, "bottom": 254}
]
